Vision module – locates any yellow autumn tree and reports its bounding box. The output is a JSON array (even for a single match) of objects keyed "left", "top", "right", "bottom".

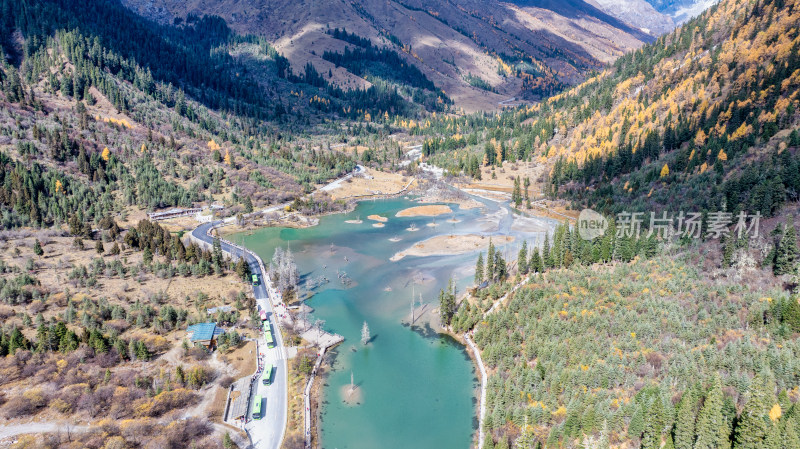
[
  {"left": 140, "top": 144, "right": 147, "bottom": 154},
  {"left": 55, "top": 179, "right": 64, "bottom": 194},
  {"left": 695, "top": 129, "right": 707, "bottom": 147},
  {"left": 717, "top": 149, "right": 728, "bottom": 161},
  {"left": 769, "top": 403, "right": 782, "bottom": 421},
  {"left": 223, "top": 149, "right": 232, "bottom": 166},
  {"left": 101, "top": 147, "right": 111, "bottom": 162},
  {"left": 660, "top": 164, "right": 670, "bottom": 178}
]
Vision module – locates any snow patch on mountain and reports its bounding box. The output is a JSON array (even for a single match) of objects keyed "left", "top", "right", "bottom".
[{"left": 672, "top": 0, "right": 719, "bottom": 23}]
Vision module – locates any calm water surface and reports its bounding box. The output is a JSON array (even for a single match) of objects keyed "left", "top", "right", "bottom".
[{"left": 233, "top": 197, "right": 556, "bottom": 449}]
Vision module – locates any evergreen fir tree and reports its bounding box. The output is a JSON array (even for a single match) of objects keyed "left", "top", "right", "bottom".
[
  {"left": 487, "top": 239, "right": 495, "bottom": 282},
  {"left": 542, "top": 233, "right": 552, "bottom": 268},
  {"left": 530, "top": 249, "right": 542, "bottom": 273},
  {"left": 641, "top": 395, "right": 664, "bottom": 449},
  {"left": 518, "top": 241, "right": 528, "bottom": 275},
  {"left": 774, "top": 219, "right": 798, "bottom": 275},
  {"left": 734, "top": 372, "right": 776, "bottom": 449},
  {"left": 483, "top": 434, "right": 495, "bottom": 449},
  {"left": 512, "top": 177, "right": 522, "bottom": 208},
  {"left": 674, "top": 387, "right": 698, "bottom": 449},
  {"left": 628, "top": 404, "right": 646, "bottom": 440},
  {"left": 695, "top": 375, "right": 726, "bottom": 449},
  {"left": 33, "top": 239, "right": 43, "bottom": 257},
  {"left": 783, "top": 416, "right": 800, "bottom": 449},
  {"left": 439, "top": 278, "right": 457, "bottom": 326},
  {"left": 783, "top": 297, "right": 800, "bottom": 332},
  {"left": 494, "top": 252, "right": 507, "bottom": 281},
  {"left": 663, "top": 434, "right": 675, "bottom": 449},
  {"left": 475, "top": 252, "right": 485, "bottom": 285},
  {"left": 495, "top": 437, "right": 509, "bottom": 449}
]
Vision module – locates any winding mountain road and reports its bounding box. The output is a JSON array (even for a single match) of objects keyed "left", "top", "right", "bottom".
[{"left": 191, "top": 222, "right": 288, "bottom": 449}]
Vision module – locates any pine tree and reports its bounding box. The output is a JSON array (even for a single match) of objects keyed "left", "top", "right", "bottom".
[
  {"left": 734, "top": 372, "right": 776, "bottom": 449},
  {"left": 641, "top": 395, "right": 664, "bottom": 449},
  {"left": 783, "top": 297, "right": 800, "bottom": 332},
  {"left": 33, "top": 239, "right": 43, "bottom": 258},
  {"left": 673, "top": 387, "right": 698, "bottom": 449},
  {"left": 774, "top": 219, "right": 798, "bottom": 275},
  {"left": 223, "top": 432, "right": 235, "bottom": 449},
  {"left": 783, "top": 416, "right": 800, "bottom": 449},
  {"left": 721, "top": 233, "right": 735, "bottom": 268},
  {"left": 494, "top": 252, "right": 507, "bottom": 281},
  {"left": 628, "top": 404, "right": 646, "bottom": 440},
  {"left": 524, "top": 177, "right": 531, "bottom": 209},
  {"left": 212, "top": 236, "right": 224, "bottom": 265},
  {"left": 518, "top": 241, "right": 528, "bottom": 275},
  {"left": 530, "top": 250, "right": 542, "bottom": 273},
  {"left": 487, "top": 239, "right": 495, "bottom": 282},
  {"left": 235, "top": 258, "right": 250, "bottom": 281},
  {"left": 512, "top": 177, "right": 522, "bottom": 208},
  {"left": 695, "top": 375, "right": 725, "bottom": 449},
  {"left": 483, "top": 434, "right": 495, "bottom": 449},
  {"left": 542, "top": 233, "right": 552, "bottom": 268},
  {"left": 475, "top": 252, "right": 485, "bottom": 285},
  {"left": 176, "top": 365, "right": 185, "bottom": 385},
  {"left": 439, "top": 278, "right": 457, "bottom": 326},
  {"left": 790, "top": 129, "right": 800, "bottom": 147}
]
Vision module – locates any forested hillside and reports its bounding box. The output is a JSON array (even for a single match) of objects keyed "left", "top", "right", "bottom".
[
  {"left": 415, "top": 0, "right": 800, "bottom": 221},
  {"left": 0, "top": 0, "right": 396, "bottom": 230},
  {"left": 473, "top": 252, "right": 800, "bottom": 448}
]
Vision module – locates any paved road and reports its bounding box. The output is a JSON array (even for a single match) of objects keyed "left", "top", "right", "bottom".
[
  {"left": 190, "top": 164, "right": 362, "bottom": 448},
  {"left": 191, "top": 223, "right": 288, "bottom": 449}
]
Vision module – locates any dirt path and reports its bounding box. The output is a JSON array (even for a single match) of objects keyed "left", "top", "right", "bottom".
[{"left": 0, "top": 422, "right": 88, "bottom": 440}]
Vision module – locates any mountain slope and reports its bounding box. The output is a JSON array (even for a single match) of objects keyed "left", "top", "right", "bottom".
[
  {"left": 414, "top": 0, "right": 800, "bottom": 223},
  {"left": 0, "top": 0, "right": 372, "bottom": 228},
  {"left": 120, "top": 0, "right": 656, "bottom": 111}
]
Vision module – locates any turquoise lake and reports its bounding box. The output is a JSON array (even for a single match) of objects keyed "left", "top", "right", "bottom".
[{"left": 232, "top": 196, "right": 558, "bottom": 449}]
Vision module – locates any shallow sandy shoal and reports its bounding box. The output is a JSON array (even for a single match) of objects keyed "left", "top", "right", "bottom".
[
  {"left": 390, "top": 234, "right": 514, "bottom": 261},
  {"left": 396, "top": 205, "right": 453, "bottom": 217}
]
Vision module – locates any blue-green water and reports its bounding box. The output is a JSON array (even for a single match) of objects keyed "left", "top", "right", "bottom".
[{"left": 232, "top": 197, "right": 556, "bottom": 449}]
